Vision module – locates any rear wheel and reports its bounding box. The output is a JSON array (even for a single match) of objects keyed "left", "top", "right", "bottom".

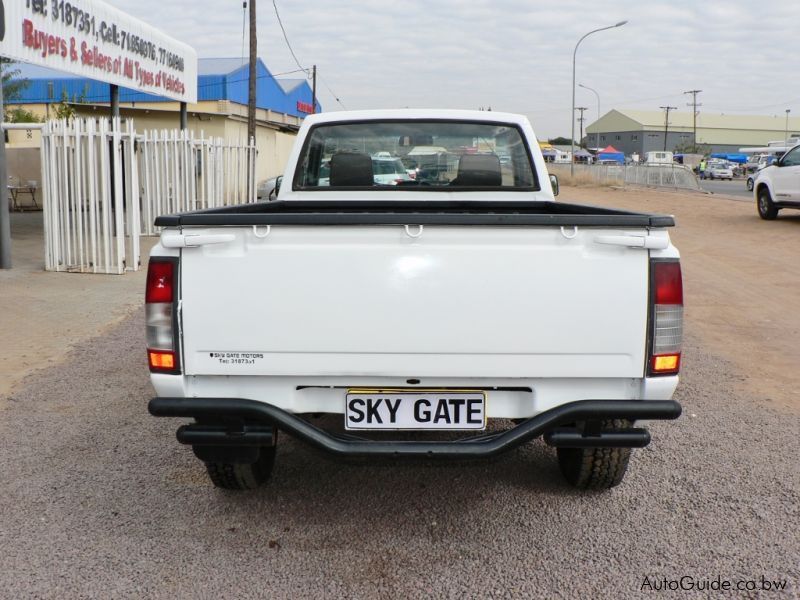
[
  {"left": 757, "top": 187, "right": 779, "bottom": 220},
  {"left": 556, "top": 419, "right": 632, "bottom": 490},
  {"left": 747, "top": 178, "right": 754, "bottom": 191},
  {"left": 204, "top": 445, "right": 277, "bottom": 490}
]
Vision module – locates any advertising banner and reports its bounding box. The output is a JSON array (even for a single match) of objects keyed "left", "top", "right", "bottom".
[{"left": 0, "top": 0, "right": 197, "bottom": 103}]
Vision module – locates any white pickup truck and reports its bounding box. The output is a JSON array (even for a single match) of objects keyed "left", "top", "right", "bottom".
[
  {"left": 147, "top": 110, "right": 683, "bottom": 492},
  {"left": 753, "top": 143, "right": 800, "bottom": 219}
]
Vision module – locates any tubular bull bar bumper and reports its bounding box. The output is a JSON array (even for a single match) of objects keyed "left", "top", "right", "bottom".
[{"left": 149, "top": 398, "right": 682, "bottom": 458}]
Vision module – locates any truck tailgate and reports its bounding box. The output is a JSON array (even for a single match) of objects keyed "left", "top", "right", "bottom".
[{"left": 178, "top": 225, "right": 650, "bottom": 379}]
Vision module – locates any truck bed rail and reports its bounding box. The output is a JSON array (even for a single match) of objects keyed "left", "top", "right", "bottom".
[{"left": 154, "top": 200, "right": 675, "bottom": 228}]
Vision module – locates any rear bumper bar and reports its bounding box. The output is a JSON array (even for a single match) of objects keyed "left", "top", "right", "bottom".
[{"left": 149, "top": 397, "right": 681, "bottom": 458}]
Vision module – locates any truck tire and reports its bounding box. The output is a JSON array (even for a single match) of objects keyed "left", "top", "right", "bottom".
[
  {"left": 204, "top": 446, "right": 276, "bottom": 490},
  {"left": 556, "top": 419, "right": 632, "bottom": 490},
  {"left": 757, "top": 187, "right": 779, "bottom": 220}
]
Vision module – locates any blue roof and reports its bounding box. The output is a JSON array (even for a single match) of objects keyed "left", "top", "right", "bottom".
[
  {"left": 197, "top": 58, "right": 249, "bottom": 75},
  {"left": 7, "top": 57, "right": 321, "bottom": 117}
]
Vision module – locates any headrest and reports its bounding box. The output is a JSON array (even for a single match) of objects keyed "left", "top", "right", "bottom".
[
  {"left": 454, "top": 154, "right": 502, "bottom": 186},
  {"left": 330, "top": 152, "right": 374, "bottom": 187}
]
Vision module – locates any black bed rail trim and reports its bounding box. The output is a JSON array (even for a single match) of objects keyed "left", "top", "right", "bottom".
[
  {"left": 153, "top": 200, "right": 675, "bottom": 228},
  {"left": 149, "top": 398, "right": 682, "bottom": 458}
]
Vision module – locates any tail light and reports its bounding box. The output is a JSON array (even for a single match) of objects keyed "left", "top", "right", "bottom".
[
  {"left": 649, "top": 259, "right": 683, "bottom": 376},
  {"left": 146, "top": 258, "right": 180, "bottom": 374}
]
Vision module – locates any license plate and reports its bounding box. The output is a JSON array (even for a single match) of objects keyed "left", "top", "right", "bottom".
[{"left": 345, "top": 389, "right": 486, "bottom": 431}]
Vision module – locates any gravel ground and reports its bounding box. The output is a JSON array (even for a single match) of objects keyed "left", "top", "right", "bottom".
[{"left": 0, "top": 309, "right": 797, "bottom": 599}]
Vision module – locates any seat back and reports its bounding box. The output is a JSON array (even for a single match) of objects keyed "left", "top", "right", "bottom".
[
  {"left": 330, "top": 152, "right": 374, "bottom": 187},
  {"left": 452, "top": 154, "right": 502, "bottom": 186}
]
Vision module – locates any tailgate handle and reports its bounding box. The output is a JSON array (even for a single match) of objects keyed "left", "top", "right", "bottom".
[
  {"left": 161, "top": 233, "right": 236, "bottom": 248},
  {"left": 594, "top": 235, "right": 669, "bottom": 250}
]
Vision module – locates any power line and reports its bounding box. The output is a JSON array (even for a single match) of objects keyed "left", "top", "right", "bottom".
[
  {"left": 318, "top": 73, "right": 346, "bottom": 110},
  {"left": 271, "top": 0, "right": 307, "bottom": 75},
  {"left": 270, "top": 0, "right": 345, "bottom": 110}
]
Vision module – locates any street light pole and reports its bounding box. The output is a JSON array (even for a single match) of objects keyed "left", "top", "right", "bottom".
[
  {"left": 571, "top": 20, "right": 627, "bottom": 175},
  {"left": 579, "top": 83, "right": 600, "bottom": 152}
]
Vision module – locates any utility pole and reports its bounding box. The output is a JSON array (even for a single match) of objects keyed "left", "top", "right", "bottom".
[
  {"left": 684, "top": 89, "right": 702, "bottom": 151},
  {"left": 576, "top": 107, "right": 587, "bottom": 148},
  {"left": 247, "top": 0, "right": 257, "bottom": 145},
  {"left": 785, "top": 109, "right": 791, "bottom": 147},
  {"left": 311, "top": 64, "right": 317, "bottom": 114},
  {"left": 110, "top": 84, "right": 119, "bottom": 121},
  {"left": 660, "top": 106, "right": 676, "bottom": 152},
  {"left": 0, "top": 78, "right": 11, "bottom": 269}
]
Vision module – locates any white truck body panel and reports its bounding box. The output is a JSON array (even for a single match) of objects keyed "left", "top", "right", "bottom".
[
  {"left": 149, "top": 109, "right": 680, "bottom": 420},
  {"left": 179, "top": 226, "right": 649, "bottom": 382}
]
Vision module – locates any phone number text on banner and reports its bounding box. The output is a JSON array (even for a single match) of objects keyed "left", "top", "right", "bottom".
[{"left": 0, "top": 0, "right": 197, "bottom": 103}]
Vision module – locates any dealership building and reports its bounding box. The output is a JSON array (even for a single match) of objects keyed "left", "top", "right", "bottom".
[
  {"left": 6, "top": 58, "right": 321, "bottom": 182},
  {"left": 586, "top": 109, "right": 800, "bottom": 155}
]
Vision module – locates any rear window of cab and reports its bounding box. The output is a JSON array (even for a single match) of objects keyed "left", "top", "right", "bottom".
[{"left": 294, "top": 120, "right": 539, "bottom": 191}]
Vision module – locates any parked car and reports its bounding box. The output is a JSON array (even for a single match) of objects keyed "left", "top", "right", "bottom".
[
  {"left": 753, "top": 143, "right": 800, "bottom": 219},
  {"left": 147, "top": 109, "right": 682, "bottom": 492},
  {"left": 706, "top": 162, "right": 734, "bottom": 180},
  {"left": 372, "top": 155, "right": 413, "bottom": 185},
  {"left": 256, "top": 177, "right": 279, "bottom": 201}
]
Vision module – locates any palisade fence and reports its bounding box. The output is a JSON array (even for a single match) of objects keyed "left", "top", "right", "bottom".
[
  {"left": 549, "top": 163, "right": 701, "bottom": 191},
  {"left": 40, "top": 118, "right": 257, "bottom": 274}
]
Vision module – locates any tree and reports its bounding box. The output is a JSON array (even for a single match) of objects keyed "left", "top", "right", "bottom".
[
  {"left": 548, "top": 136, "right": 576, "bottom": 146},
  {"left": 1, "top": 58, "right": 29, "bottom": 102},
  {"left": 51, "top": 89, "right": 84, "bottom": 120},
  {"left": 5, "top": 106, "right": 41, "bottom": 123},
  {"left": 673, "top": 140, "right": 711, "bottom": 156}
]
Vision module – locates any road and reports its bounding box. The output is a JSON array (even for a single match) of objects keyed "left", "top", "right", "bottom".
[
  {"left": 700, "top": 178, "right": 753, "bottom": 200},
  {"left": 1, "top": 186, "right": 798, "bottom": 598}
]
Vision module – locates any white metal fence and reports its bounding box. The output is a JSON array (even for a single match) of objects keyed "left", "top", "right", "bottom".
[
  {"left": 549, "top": 163, "right": 702, "bottom": 191},
  {"left": 40, "top": 118, "right": 257, "bottom": 274}
]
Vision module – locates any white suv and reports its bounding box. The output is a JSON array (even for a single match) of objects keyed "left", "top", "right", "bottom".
[{"left": 754, "top": 144, "right": 800, "bottom": 220}]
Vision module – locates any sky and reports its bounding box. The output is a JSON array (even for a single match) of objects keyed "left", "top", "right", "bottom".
[{"left": 105, "top": 0, "right": 800, "bottom": 140}]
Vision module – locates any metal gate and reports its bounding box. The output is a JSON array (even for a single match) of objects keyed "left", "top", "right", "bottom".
[{"left": 40, "top": 118, "right": 257, "bottom": 274}]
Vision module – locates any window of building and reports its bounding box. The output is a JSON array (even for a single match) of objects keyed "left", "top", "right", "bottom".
[
  {"left": 631, "top": 134, "right": 638, "bottom": 141},
  {"left": 615, "top": 135, "right": 621, "bottom": 141},
  {"left": 600, "top": 135, "right": 606, "bottom": 142}
]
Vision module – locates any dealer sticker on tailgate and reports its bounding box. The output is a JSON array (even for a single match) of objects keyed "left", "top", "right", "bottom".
[{"left": 345, "top": 389, "right": 486, "bottom": 431}]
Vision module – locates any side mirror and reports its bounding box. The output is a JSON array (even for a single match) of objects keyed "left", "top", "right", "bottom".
[
  {"left": 269, "top": 176, "right": 283, "bottom": 200},
  {"left": 549, "top": 174, "right": 559, "bottom": 196}
]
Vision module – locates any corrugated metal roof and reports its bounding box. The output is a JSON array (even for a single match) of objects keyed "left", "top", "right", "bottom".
[
  {"left": 612, "top": 109, "right": 800, "bottom": 131},
  {"left": 197, "top": 58, "right": 249, "bottom": 76},
  {"left": 7, "top": 57, "right": 321, "bottom": 116},
  {"left": 9, "top": 63, "right": 81, "bottom": 79},
  {"left": 277, "top": 79, "right": 306, "bottom": 93}
]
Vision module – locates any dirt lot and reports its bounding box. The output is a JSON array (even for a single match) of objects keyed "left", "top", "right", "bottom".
[
  {"left": 0, "top": 186, "right": 798, "bottom": 598},
  {"left": 0, "top": 212, "right": 157, "bottom": 398}
]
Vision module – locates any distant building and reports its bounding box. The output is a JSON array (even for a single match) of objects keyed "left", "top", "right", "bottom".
[
  {"left": 6, "top": 58, "right": 321, "bottom": 182},
  {"left": 586, "top": 109, "right": 800, "bottom": 156}
]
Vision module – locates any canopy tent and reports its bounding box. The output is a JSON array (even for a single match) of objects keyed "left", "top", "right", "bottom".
[
  {"left": 574, "top": 150, "right": 593, "bottom": 158},
  {"left": 597, "top": 145, "right": 625, "bottom": 164},
  {"left": 541, "top": 149, "right": 557, "bottom": 156},
  {"left": 711, "top": 153, "right": 748, "bottom": 164}
]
